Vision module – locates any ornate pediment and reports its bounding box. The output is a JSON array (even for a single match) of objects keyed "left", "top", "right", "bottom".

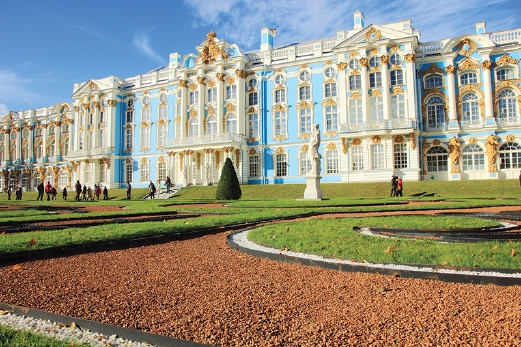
[{"left": 198, "top": 31, "right": 229, "bottom": 65}]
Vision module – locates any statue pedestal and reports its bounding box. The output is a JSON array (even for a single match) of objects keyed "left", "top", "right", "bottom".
[{"left": 303, "top": 175, "right": 322, "bottom": 200}]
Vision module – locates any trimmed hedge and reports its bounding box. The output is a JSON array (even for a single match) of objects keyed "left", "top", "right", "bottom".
[{"left": 215, "top": 158, "right": 242, "bottom": 200}]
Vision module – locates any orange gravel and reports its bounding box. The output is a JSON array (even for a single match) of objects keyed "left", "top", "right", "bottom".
[{"left": 1, "top": 227, "right": 521, "bottom": 346}]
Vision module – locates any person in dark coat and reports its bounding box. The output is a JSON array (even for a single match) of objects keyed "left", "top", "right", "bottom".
[
  {"left": 37, "top": 182, "right": 44, "bottom": 201},
  {"left": 75, "top": 180, "right": 82, "bottom": 201}
]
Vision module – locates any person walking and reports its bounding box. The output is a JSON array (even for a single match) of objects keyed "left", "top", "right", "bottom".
[
  {"left": 16, "top": 186, "right": 22, "bottom": 200},
  {"left": 82, "top": 185, "right": 87, "bottom": 200},
  {"left": 37, "top": 182, "right": 44, "bottom": 201},
  {"left": 7, "top": 187, "right": 11, "bottom": 200},
  {"left": 396, "top": 177, "right": 403, "bottom": 197},
  {"left": 62, "top": 187, "right": 68, "bottom": 200},
  {"left": 126, "top": 181, "right": 132, "bottom": 200},
  {"left": 148, "top": 181, "right": 156, "bottom": 199},
  {"left": 45, "top": 181, "right": 53, "bottom": 201},
  {"left": 103, "top": 186, "right": 109, "bottom": 200},
  {"left": 75, "top": 180, "right": 82, "bottom": 201},
  {"left": 390, "top": 176, "right": 397, "bottom": 197},
  {"left": 165, "top": 176, "right": 172, "bottom": 193}
]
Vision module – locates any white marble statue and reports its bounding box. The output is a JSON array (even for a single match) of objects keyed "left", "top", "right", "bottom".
[{"left": 307, "top": 124, "right": 322, "bottom": 176}]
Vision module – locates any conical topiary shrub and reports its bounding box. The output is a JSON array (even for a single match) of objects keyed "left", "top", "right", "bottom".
[{"left": 216, "top": 157, "right": 242, "bottom": 200}]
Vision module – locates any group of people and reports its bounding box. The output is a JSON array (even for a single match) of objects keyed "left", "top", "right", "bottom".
[
  {"left": 7, "top": 186, "right": 23, "bottom": 200},
  {"left": 74, "top": 181, "right": 109, "bottom": 201},
  {"left": 390, "top": 175, "right": 403, "bottom": 197}
]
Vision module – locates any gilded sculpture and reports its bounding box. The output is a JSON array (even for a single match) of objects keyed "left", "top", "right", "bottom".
[
  {"left": 448, "top": 137, "right": 461, "bottom": 173},
  {"left": 484, "top": 134, "right": 499, "bottom": 172}
]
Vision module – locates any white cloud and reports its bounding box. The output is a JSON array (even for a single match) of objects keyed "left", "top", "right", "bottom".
[
  {"left": 183, "top": 0, "right": 521, "bottom": 48},
  {"left": 0, "top": 103, "right": 8, "bottom": 115},
  {"left": 0, "top": 70, "right": 47, "bottom": 110},
  {"left": 133, "top": 31, "right": 167, "bottom": 66}
]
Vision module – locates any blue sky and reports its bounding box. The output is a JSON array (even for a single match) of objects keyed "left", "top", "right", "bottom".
[{"left": 1, "top": 0, "right": 520, "bottom": 114}]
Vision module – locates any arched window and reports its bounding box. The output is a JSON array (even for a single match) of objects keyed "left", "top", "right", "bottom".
[
  {"left": 499, "top": 142, "right": 521, "bottom": 169},
  {"left": 390, "top": 70, "right": 403, "bottom": 85},
  {"left": 275, "top": 110, "right": 287, "bottom": 136},
  {"left": 299, "top": 85, "right": 311, "bottom": 100},
  {"left": 391, "top": 94, "right": 405, "bottom": 119},
  {"left": 158, "top": 124, "right": 167, "bottom": 147},
  {"left": 427, "top": 96, "right": 446, "bottom": 129},
  {"left": 158, "top": 162, "right": 166, "bottom": 182},
  {"left": 460, "top": 73, "right": 478, "bottom": 85},
  {"left": 141, "top": 162, "right": 149, "bottom": 182},
  {"left": 248, "top": 113, "right": 259, "bottom": 138},
  {"left": 299, "top": 108, "right": 312, "bottom": 133},
  {"left": 99, "top": 128, "right": 107, "bottom": 148},
  {"left": 59, "top": 170, "right": 68, "bottom": 188},
  {"left": 159, "top": 105, "right": 168, "bottom": 119},
  {"left": 188, "top": 118, "right": 198, "bottom": 137},
  {"left": 369, "top": 72, "right": 382, "bottom": 88},
  {"left": 225, "top": 113, "right": 237, "bottom": 133},
  {"left": 249, "top": 154, "right": 259, "bottom": 177},
  {"left": 461, "top": 93, "right": 480, "bottom": 122},
  {"left": 21, "top": 172, "right": 29, "bottom": 189},
  {"left": 142, "top": 107, "right": 151, "bottom": 122},
  {"left": 206, "top": 116, "right": 217, "bottom": 135},
  {"left": 140, "top": 127, "right": 150, "bottom": 149},
  {"left": 300, "top": 152, "right": 311, "bottom": 175},
  {"left": 326, "top": 150, "right": 339, "bottom": 174},
  {"left": 226, "top": 85, "right": 236, "bottom": 100},
  {"left": 324, "top": 82, "right": 337, "bottom": 97},
  {"left": 462, "top": 144, "right": 485, "bottom": 171},
  {"left": 426, "top": 75, "right": 443, "bottom": 88},
  {"left": 370, "top": 96, "right": 384, "bottom": 122},
  {"left": 426, "top": 146, "right": 448, "bottom": 172},
  {"left": 498, "top": 89, "right": 517, "bottom": 122},
  {"left": 497, "top": 68, "right": 515, "bottom": 81},
  {"left": 46, "top": 170, "right": 53, "bottom": 185},
  {"left": 349, "top": 98, "right": 363, "bottom": 123}
]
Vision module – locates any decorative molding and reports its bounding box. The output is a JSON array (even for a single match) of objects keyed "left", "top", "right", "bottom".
[
  {"left": 393, "top": 135, "right": 404, "bottom": 143},
  {"left": 341, "top": 138, "right": 347, "bottom": 154},
  {"left": 352, "top": 138, "right": 361, "bottom": 146},
  {"left": 409, "top": 133, "right": 416, "bottom": 150},
  {"left": 365, "top": 27, "right": 382, "bottom": 42},
  {"left": 481, "top": 60, "right": 493, "bottom": 70},
  {"left": 456, "top": 38, "right": 477, "bottom": 57},
  {"left": 459, "top": 58, "right": 479, "bottom": 70},
  {"left": 274, "top": 134, "right": 288, "bottom": 142},
  {"left": 274, "top": 147, "right": 285, "bottom": 154},
  {"left": 371, "top": 135, "right": 381, "bottom": 144},
  {"left": 496, "top": 54, "right": 519, "bottom": 66},
  {"left": 420, "top": 64, "right": 445, "bottom": 76},
  {"left": 405, "top": 54, "right": 416, "bottom": 63},
  {"left": 337, "top": 62, "right": 347, "bottom": 71},
  {"left": 485, "top": 134, "right": 499, "bottom": 172}
]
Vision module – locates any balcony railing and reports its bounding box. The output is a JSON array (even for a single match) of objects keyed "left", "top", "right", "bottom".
[
  {"left": 169, "top": 133, "right": 246, "bottom": 146},
  {"left": 459, "top": 119, "right": 484, "bottom": 130},
  {"left": 66, "top": 148, "right": 115, "bottom": 158},
  {"left": 424, "top": 122, "right": 449, "bottom": 132},
  {"left": 340, "top": 118, "right": 418, "bottom": 133},
  {"left": 497, "top": 116, "right": 521, "bottom": 127}
]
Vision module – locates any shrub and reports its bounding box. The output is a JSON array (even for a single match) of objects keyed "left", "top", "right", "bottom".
[{"left": 216, "top": 158, "right": 242, "bottom": 200}]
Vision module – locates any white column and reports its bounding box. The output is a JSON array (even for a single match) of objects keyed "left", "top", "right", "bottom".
[
  {"left": 482, "top": 60, "right": 494, "bottom": 120},
  {"left": 405, "top": 53, "right": 417, "bottom": 120},
  {"left": 445, "top": 64, "right": 458, "bottom": 122},
  {"left": 55, "top": 122, "right": 61, "bottom": 158},
  {"left": 337, "top": 62, "right": 348, "bottom": 124},
  {"left": 197, "top": 74, "right": 205, "bottom": 136},
  {"left": 179, "top": 80, "right": 188, "bottom": 139},
  {"left": 381, "top": 56, "right": 391, "bottom": 120},
  {"left": 236, "top": 69, "right": 246, "bottom": 135},
  {"left": 216, "top": 72, "right": 225, "bottom": 134},
  {"left": 360, "top": 58, "right": 369, "bottom": 122}
]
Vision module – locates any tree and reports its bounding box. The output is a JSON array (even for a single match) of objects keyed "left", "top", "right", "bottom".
[{"left": 216, "top": 157, "right": 242, "bottom": 200}]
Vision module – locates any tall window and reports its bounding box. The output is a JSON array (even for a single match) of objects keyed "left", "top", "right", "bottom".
[
  {"left": 500, "top": 142, "right": 521, "bottom": 169},
  {"left": 349, "top": 74, "right": 361, "bottom": 90},
  {"left": 325, "top": 83, "right": 337, "bottom": 98},
  {"left": 159, "top": 105, "right": 168, "bottom": 119},
  {"left": 299, "top": 108, "right": 312, "bottom": 133},
  {"left": 78, "top": 132, "right": 84, "bottom": 150},
  {"left": 390, "top": 70, "right": 404, "bottom": 85},
  {"left": 158, "top": 124, "right": 167, "bottom": 147},
  {"left": 426, "top": 75, "right": 443, "bottom": 88},
  {"left": 85, "top": 163, "right": 92, "bottom": 183},
  {"left": 300, "top": 152, "right": 311, "bottom": 175},
  {"left": 140, "top": 127, "right": 150, "bottom": 149},
  {"left": 126, "top": 110, "right": 134, "bottom": 123},
  {"left": 188, "top": 118, "right": 198, "bottom": 136},
  {"left": 48, "top": 140, "right": 55, "bottom": 158},
  {"left": 206, "top": 116, "right": 217, "bottom": 135},
  {"left": 158, "top": 162, "right": 166, "bottom": 182},
  {"left": 100, "top": 112, "right": 105, "bottom": 123},
  {"left": 89, "top": 131, "right": 95, "bottom": 149},
  {"left": 369, "top": 72, "right": 382, "bottom": 88},
  {"left": 325, "top": 106, "right": 338, "bottom": 131},
  {"left": 142, "top": 108, "right": 151, "bottom": 122},
  {"left": 326, "top": 150, "right": 339, "bottom": 174},
  {"left": 125, "top": 129, "right": 133, "bottom": 150},
  {"left": 61, "top": 138, "right": 69, "bottom": 157},
  {"left": 249, "top": 92, "right": 258, "bottom": 106},
  {"left": 391, "top": 95, "right": 406, "bottom": 119},
  {"left": 125, "top": 162, "right": 133, "bottom": 183},
  {"left": 141, "top": 162, "right": 149, "bottom": 182},
  {"left": 58, "top": 170, "right": 68, "bottom": 188},
  {"left": 275, "top": 110, "right": 287, "bottom": 136},
  {"left": 226, "top": 85, "right": 236, "bottom": 100},
  {"left": 248, "top": 114, "right": 259, "bottom": 138},
  {"left": 497, "top": 68, "right": 515, "bottom": 81},
  {"left": 249, "top": 155, "right": 259, "bottom": 177},
  {"left": 462, "top": 93, "right": 480, "bottom": 122},
  {"left": 426, "top": 146, "right": 448, "bottom": 172},
  {"left": 462, "top": 144, "right": 485, "bottom": 171},
  {"left": 460, "top": 73, "right": 478, "bottom": 85},
  {"left": 189, "top": 91, "right": 199, "bottom": 105},
  {"left": 299, "top": 85, "right": 311, "bottom": 100},
  {"left": 371, "top": 144, "right": 384, "bottom": 169},
  {"left": 207, "top": 88, "right": 217, "bottom": 102},
  {"left": 427, "top": 97, "right": 446, "bottom": 129},
  {"left": 99, "top": 164, "right": 106, "bottom": 183},
  {"left": 370, "top": 96, "right": 384, "bottom": 122},
  {"left": 352, "top": 146, "right": 363, "bottom": 170},
  {"left": 99, "top": 128, "right": 107, "bottom": 149},
  {"left": 276, "top": 153, "right": 288, "bottom": 176},
  {"left": 349, "top": 99, "right": 363, "bottom": 123},
  {"left": 226, "top": 113, "right": 237, "bottom": 133},
  {"left": 275, "top": 89, "right": 286, "bottom": 103},
  {"left": 394, "top": 143, "right": 408, "bottom": 169},
  {"left": 498, "top": 89, "right": 517, "bottom": 121}
]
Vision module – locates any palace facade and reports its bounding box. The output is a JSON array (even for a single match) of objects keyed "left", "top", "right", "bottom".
[{"left": 2, "top": 11, "right": 521, "bottom": 190}]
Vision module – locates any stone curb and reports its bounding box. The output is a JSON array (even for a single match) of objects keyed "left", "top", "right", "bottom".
[{"left": 0, "top": 302, "right": 213, "bottom": 347}]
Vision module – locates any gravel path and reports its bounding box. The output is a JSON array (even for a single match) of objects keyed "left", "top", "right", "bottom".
[{"left": 1, "top": 206, "right": 521, "bottom": 346}]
